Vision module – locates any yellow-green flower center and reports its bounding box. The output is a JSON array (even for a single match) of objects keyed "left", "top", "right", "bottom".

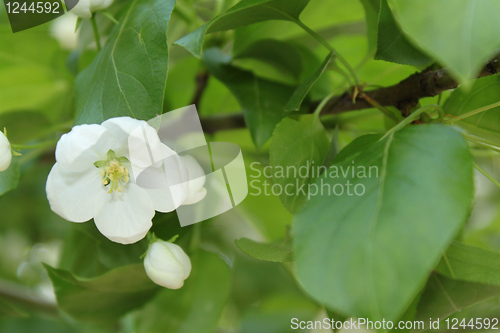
[{"left": 95, "top": 150, "right": 130, "bottom": 193}]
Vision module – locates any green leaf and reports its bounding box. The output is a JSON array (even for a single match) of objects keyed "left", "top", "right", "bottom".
[
  {"left": 270, "top": 114, "right": 330, "bottom": 213},
  {"left": 375, "top": 0, "right": 431, "bottom": 66},
  {"left": 0, "top": 157, "right": 19, "bottom": 197},
  {"left": 0, "top": 26, "right": 70, "bottom": 120},
  {"left": 234, "top": 39, "right": 305, "bottom": 83},
  {"left": 235, "top": 238, "right": 293, "bottom": 262},
  {"left": 436, "top": 241, "right": 500, "bottom": 286},
  {"left": 443, "top": 75, "right": 500, "bottom": 144},
  {"left": 387, "top": 0, "right": 500, "bottom": 82},
  {"left": 359, "top": 0, "right": 380, "bottom": 52},
  {"left": 293, "top": 124, "right": 474, "bottom": 321},
  {"left": 58, "top": 222, "right": 148, "bottom": 278},
  {"left": 285, "top": 52, "right": 334, "bottom": 111},
  {"left": 413, "top": 274, "right": 500, "bottom": 332},
  {"left": 203, "top": 48, "right": 300, "bottom": 147},
  {"left": 44, "top": 263, "right": 158, "bottom": 323},
  {"left": 174, "top": 0, "right": 311, "bottom": 58},
  {"left": 240, "top": 294, "right": 320, "bottom": 333},
  {"left": 134, "top": 250, "right": 231, "bottom": 333},
  {"left": 332, "top": 133, "right": 383, "bottom": 165},
  {"left": 74, "top": 0, "right": 176, "bottom": 124},
  {"left": 234, "top": 39, "right": 331, "bottom": 99}
]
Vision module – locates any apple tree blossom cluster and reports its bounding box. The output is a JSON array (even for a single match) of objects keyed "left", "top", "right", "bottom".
[{"left": 45, "top": 117, "right": 206, "bottom": 288}]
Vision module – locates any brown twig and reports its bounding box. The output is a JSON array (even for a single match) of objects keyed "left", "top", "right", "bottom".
[
  {"left": 317, "top": 56, "right": 500, "bottom": 115},
  {"left": 198, "top": 55, "right": 500, "bottom": 133},
  {"left": 191, "top": 71, "right": 210, "bottom": 107}
]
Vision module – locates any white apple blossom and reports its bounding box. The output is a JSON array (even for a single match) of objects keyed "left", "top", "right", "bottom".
[
  {"left": 71, "top": 0, "right": 114, "bottom": 19},
  {"left": 144, "top": 240, "right": 191, "bottom": 289},
  {"left": 0, "top": 130, "right": 12, "bottom": 172},
  {"left": 46, "top": 117, "right": 198, "bottom": 244}
]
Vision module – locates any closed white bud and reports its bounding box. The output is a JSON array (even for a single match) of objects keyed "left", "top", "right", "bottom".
[
  {"left": 71, "top": 0, "right": 114, "bottom": 19},
  {"left": 0, "top": 130, "right": 12, "bottom": 172},
  {"left": 144, "top": 240, "right": 192, "bottom": 289}
]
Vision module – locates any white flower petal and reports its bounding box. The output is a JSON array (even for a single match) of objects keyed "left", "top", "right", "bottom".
[
  {"left": 102, "top": 117, "right": 148, "bottom": 156},
  {"left": 46, "top": 163, "right": 103, "bottom": 222},
  {"left": 70, "top": 0, "right": 92, "bottom": 19},
  {"left": 70, "top": 0, "right": 113, "bottom": 18},
  {"left": 0, "top": 131, "right": 12, "bottom": 172},
  {"left": 90, "top": 0, "right": 113, "bottom": 11},
  {"left": 56, "top": 124, "right": 115, "bottom": 172},
  {"left": 181, "top": 155, "right": 207, "bottom": 205},
  {"left": 163, "top": 242, "right": 192, "bottom": 279},
  {"left": 93, "top": 183, "right": 154, "bottom": 244},
  {"left": 50, "top": 13, "right": 79, "bottom": 50},
  {"left": 182, "top": 187, "right": 207, "bottom": 205},
  {"left": 138, "top": 152, "right": 189, "bottom": 212}
]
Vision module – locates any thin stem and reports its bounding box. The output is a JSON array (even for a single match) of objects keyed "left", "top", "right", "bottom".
[
  {"left": 474, "top": 162, "right": 500, "bottom": 190},
  {"left": 314, "top": 83, "right": 350, "bottom": 117},
  {"left": 359, "top": 92, "right": 399, "bottom": 123},
  {"left": 382, "top": 104, "right": 443, "bottom": 139},
  {"left": 314, "top": 91, "right": 339, "bottom": 117},
  {"left": 90, "top": 14, "right": 101, "bottom": 52},
  {"left": 462, "top": 133, "right": 500, "bottom": 153},
  {"left": 446, "top": 101, "right": 500, "bottom": 124},
  {"left": 294, "top": 19, "right": 359, "bottom": 86},
  {"left": 189, "top": 223, "right": 201, "bottom": 254},
  {"left": 262, "top": 4, "right": 360, "bottom": 88}
]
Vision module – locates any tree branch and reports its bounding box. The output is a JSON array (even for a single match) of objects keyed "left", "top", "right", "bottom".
[
  {"left": 198, "top": 55, "right": 500, "bottom": 133},
  {"left": 200, "top": 113, "right": 246, "bottom": 134},
  {"left": 191, "top": 71, "right": 210, "bottom": 107},
  {"left": 319, "top": 55, "right": 500, "bottom": 116}
]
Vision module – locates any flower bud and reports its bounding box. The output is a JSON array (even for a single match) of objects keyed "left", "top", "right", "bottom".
[
  {"left": 0, "top": 130, "right": 12, "bottom": 172},
  {"left": 71, "top": 0, "right": 114, "bottom": 19},
  {"left": 50, "top": 13, "right": 79, "bottom": 50},
  {"left": 144, "top": 240, "right": 192, "bottom": 289}
]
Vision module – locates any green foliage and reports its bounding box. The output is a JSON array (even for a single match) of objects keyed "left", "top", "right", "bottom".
[
  {"left": 0, "top": 157, "right": 19, "bottom": 196},
  {"left": 235, "top": 238, "right": 293, "bottom": 262},
  {"left": 437, "top": 241, "right": 500, "bottom": 285},
  {"left": 285, "top": 52, "right": 334, "bottom": 111},
  {"left": 74, "top": 0, "right": 176, "bottom": 124},
  {"left": 270, "top": 114, "right": 330, "bottom": 213},
  {"left": 293, "top": 125, "right": 474, "bottom": 321},
  {"left": 375, "top": 0, "right": 431, "bottom": 66},
  {"left": 203, "top": 48, "right": 300, "bottom": 147},
  {"left": 358, "top": 0, "right": 380, "bottom": 52},
  {"left": 444, "top": 75, "right": 500, "bottom": 144},
  {"left": 174, "top": 0, "right": 311, "bottom": 58},
  {"left": 3, "top": 0, "right": 500, "bottom": 330},
  {"left": 414, "top": 274, "right": 500, "bottom": 331},
  {"left": 58, "top": 222, "right": 148, "bottom": 278},
  {"left": 387, "top": 0, "right": 500, "bottom": 81},
  {"left": 44, "top": 263, "right": 159, "bottom": 323}
]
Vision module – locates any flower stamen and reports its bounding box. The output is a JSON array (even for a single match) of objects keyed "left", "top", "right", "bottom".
[{"left": 95, "top": 150, "right": 130, "bottom": 193}]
